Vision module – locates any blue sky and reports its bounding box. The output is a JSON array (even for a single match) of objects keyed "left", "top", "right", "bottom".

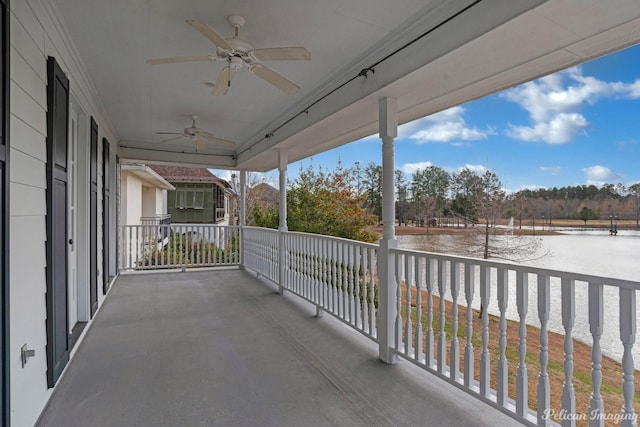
[{"left": 215, "top": 44, "right": 640, "bottom": 193}]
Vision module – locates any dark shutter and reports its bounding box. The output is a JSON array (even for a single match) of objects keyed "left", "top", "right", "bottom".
[
  {"left": 90, "top": 118, "right": 98, "bottom": 317},
  {"left": 0, "top": 0, "right": 9, "bottom": 422},
  {"left": 102, "top": 139, "right": 110, "bottom": 294},
  {"left": 45, "top": 57, "right": 70, "bottom": 388}
]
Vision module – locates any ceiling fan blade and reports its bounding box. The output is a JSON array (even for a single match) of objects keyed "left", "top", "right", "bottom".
[
  {"left": 157, "top": 135, "right": 185, "bottom": 143},
  {"left": 249, "top": 64, "right": 299, "bottom": 95},
  {"left": 186, "top": 20, "right": 233, "bottom": 51},
  {"left": 146, "top": 55, "right": 215, "bottom": 65},
  {"left": 211, "top": 67, "right": 236, "bottom": 96},
  {"left": 250, "top": 47, "right": 311, "bottom": 61},
  {"left": 195, "top": 137, "right": 206, "bottom": 153},
  {"left": 156, "top": 132, "right": 186, "bottom": 136},
  {"left": 198, "top": 131, "right": 235, "bottom": 146}
]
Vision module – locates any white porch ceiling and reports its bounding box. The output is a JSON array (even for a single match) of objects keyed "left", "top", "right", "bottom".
[{"left": 49, "top": 0, "right": 640, "bottom": 171}]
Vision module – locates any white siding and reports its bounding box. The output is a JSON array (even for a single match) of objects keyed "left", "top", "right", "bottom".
[
  {"left": 155, "top": 188, "right": 163, "bottom": 215},
  {"left": 123, "top": 172, "right": 143, "bottom": 226},
  {"left": 9, "top": 1, "right": 118, "bottom": 425},
  {"left": 141, "top": 184, "right": 155, "bottom": 218}
]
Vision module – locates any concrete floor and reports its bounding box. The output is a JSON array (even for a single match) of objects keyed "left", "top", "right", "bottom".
[{"left": 36, "top": 269, "right": 519, "bottom": 427}]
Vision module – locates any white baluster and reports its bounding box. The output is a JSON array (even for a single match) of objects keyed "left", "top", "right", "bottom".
[
  {"left": 323, "top": 238, "right": 329, "bottom": 311},
  {"left": 450, "top": 261, "right": 460, "bottom": 381},
  {"left": 354, "top": 246, "right": 362, "bottom": 329},
  {"left": 438, "top": 259, "right": 448, "bottom": 374},
  {"left": 516, "top": 271, "right": 529, "bottom": 417},
  {"left": 464, "top": 263, "right": 475, "bottom": 389},
  {"left": 333, "top": 241, "right": 338, "bottom": 310},
  {"left": 361, "top": 247, "right": 369, "bottom": 331},
  {"left": 315, "top": 238, "right": 320, "bottom": 307},
  {"left": 588, "top": 283, "right": 604, "bottom": 427},
  {"left": 425, "top": 258, "right": 435, "bottom": 368},
  {"left": 480, "top": 265, "right": 491, "bottom": 397},
  {"left": 497, "top": 268, "right": 509, "bottom": 406},
  {"left": 369, "top": 249, "right": 377, "bottom": 336},
  {"left": 619, "top": 287, "right": 636, "bottom": 427},
  {"left": 561, "top": 278, "right": 576, "bottom": 427},
  {"left": 404, "top": 254, "right": 413, "bottom": 356},
  {"left": 330, "top": 239, "right": 336, "bottom": 310},
  {"left": 128, "top": 226, "right": 133, "bottom": 269},
  {"left": 340, "top": 242, "right": 347, "bottom": 318},
  {"left": 349, "top": 244, "right": 356, "bottom": 324},
  {"left": 395, "top": 253, "right": 403, "bottom": 351},
  {"left": 415, "top": 256, "right": 424, "bottom": 362},
  {"left": 538, "top": 274, "right": 550, "bottom": 427}
]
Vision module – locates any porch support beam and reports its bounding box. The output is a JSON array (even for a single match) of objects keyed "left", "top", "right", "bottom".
[
  {"left": 278, "top": 149, "right": 288, "bottom": 295},
  {"left": 377, "top": 96, "right": 398, "bottom": 364},
  {"left": 239, "top": 170, "right": 247, "bottom": 269},
  {"left": 239, "top": 170, "right": 246, "bottom": 227}
]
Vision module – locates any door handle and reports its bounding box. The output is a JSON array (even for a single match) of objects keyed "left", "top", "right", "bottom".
[{"left": 69, "top": 238, "right": 73, "bottom": 245}]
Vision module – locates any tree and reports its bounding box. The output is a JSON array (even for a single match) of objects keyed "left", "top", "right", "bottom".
[
  {"left": 412, "top": 166, "right": 450, "bottom": 229},
  {"left": 395, "top": 169, "right": 409, "bottom": 225},
  {"left": 286, "top": 162, "right": 377, "bottom": 242},
  {"left": 450, "top": 168, "right": 482, "bottom": 226},
  {"left": 629, "top": 183, "right": 640, "bottom": 227},
  {"left": 361, "top": 162, "right": 383, "bottom": 222},
  {"left": 474, "top": 170, "right": 506, "bottom": 260},
  {"left": 578, "top": 206, "right": 598, "bottom": 225}
]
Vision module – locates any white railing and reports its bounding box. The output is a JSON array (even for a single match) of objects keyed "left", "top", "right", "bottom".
[
  {"left": 282, "top": 232, "right": 378, "bottom": 340},
  {"left": 390, "top": 247, "right": 638, "bottom": 427},
  {"left": 114, "top": 224, "right": 638, "bottom": 426},
  {"left": 243, "top": 226, "right": 279, "bottom": 283},
  {"left": 118, "top": 224, "right": 240, "bottom": 271}
]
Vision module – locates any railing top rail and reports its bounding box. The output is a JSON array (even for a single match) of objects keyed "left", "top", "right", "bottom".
[
  {"left": 391, "top": 246, "right": 640, "bottom": 290},
  {"left": 283, "top": 230, "right": 379, "bottom": 249},
  {"left": 169, "top": 223, "right": 240, "bottom": 229},
  {"left": 140, "top": 214, "right": 171, "bottom": 220},
  {"left": 243, "top": 226, "right": 279, "bottom": 232}
]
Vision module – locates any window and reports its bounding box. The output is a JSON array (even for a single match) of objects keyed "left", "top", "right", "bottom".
[{"left": 175, "top": 187, "right": 205, "bottom": 209}]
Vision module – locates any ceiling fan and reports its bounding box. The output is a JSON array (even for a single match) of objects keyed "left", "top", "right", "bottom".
[
  {"left": 156, "top": 115, "right": 234, "bottom": 152},
  {"left": 147, "top": 15, "right": 311, "bottom": 95}
]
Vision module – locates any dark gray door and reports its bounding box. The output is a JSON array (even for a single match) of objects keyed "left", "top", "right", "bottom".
[
  {"left": 45, "top": 56, "right": 70, "bottom": 388},
  {"left": 90, "top": 118, "right": 98, "bottom": 317},
  {"left": 102, "top": 139, "right": 110, "bottom": 294},
  {"left": 0, "top": 0, "right": 9, "bottom": 421}
]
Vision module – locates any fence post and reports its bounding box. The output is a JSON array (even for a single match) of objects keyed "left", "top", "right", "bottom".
[{"left": 377, "top": 97, "right": 398, "bottom": 364}]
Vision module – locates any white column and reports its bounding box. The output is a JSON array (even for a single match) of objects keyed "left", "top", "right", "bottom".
[
  {"left": 278, "top": 149, "right": 288, "bottom": 295},
  {"left": 377, "top": 96, "right": 398, "bottom": 364},
  {"left": 239, "top": 170, "right": 246, "bottom": 227},
  {"left": 239, "top": 170, "right": 247, "bottom": 268}
]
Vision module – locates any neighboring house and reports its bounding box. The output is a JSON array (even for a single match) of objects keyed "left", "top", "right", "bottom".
[
  {"left": 150, "top": 165, "right": 238, "bottom": 225},
  {"left": 120, "top": 164, "right": 175, "bottom": 226}
]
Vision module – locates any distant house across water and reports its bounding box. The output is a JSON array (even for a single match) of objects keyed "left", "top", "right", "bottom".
[{"left": 150, "top": 165, "right": 238, "bottom": 225}]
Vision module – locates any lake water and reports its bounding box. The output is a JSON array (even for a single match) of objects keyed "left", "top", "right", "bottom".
[{"left": 396, "top": 230, "right": 640, "bottom": 362}]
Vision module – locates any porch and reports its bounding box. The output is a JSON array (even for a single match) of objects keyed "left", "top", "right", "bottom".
[{"left": 36, "top": 268, "right": 513, "bottom": 427}]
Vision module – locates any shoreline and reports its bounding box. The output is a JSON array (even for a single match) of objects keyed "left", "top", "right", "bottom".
[{"left": 368, "top": 224, "right": 561, "bottom": 237}]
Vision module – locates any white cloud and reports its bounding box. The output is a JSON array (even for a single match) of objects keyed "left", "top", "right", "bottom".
[
  {"left": 539, "top": 166, "right": 561, "bottom": 176},
  {"left": 582, "top": 165, "right": 615, "bottom": 181},
  {"left": 399, "top": 106, "right": 494, "bottom": 144},
  {"left": 506, "top": 113, "right": 588, "bottom": 144},
  {"left": 502, "top": 67, "right": 640, "bottom": 144},
  {"left": 503, "top": 184, "right": 547, "bottom": 195},
  {"left": 401, "top": 161, "right": 433, "bottom": 174}
]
